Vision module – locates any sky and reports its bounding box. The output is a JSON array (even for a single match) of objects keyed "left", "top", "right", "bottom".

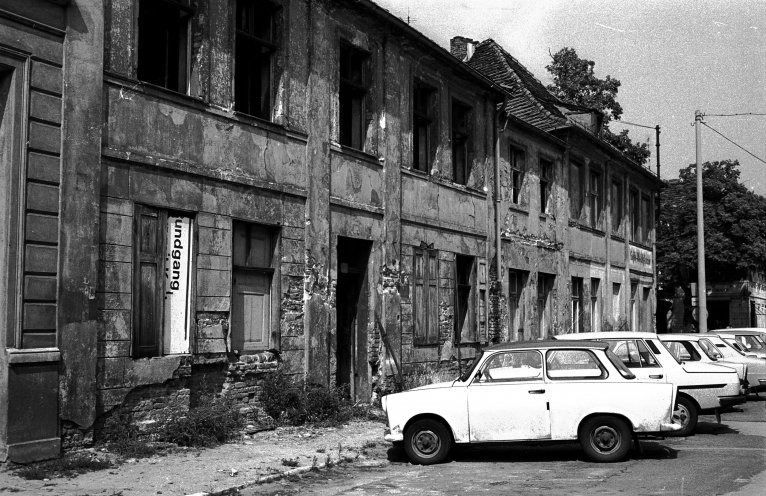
[{"left": 376, "top": 0, "right": 766, "bottom": 196}]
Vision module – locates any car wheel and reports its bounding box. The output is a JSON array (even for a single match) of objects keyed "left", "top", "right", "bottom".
[
  {"left": 403, "top": 419, "right": 452, "bottom": 465},
  {"left": 669, "top": 395, "right": 698, "bottom": 437},
  {"left": 579, "top": 416, "right": 632, "bottom": 463}
]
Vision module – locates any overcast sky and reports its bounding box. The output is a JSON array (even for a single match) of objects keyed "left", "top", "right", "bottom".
[{"left": 376, "top": 0, "right": 766, "bottom": 195}]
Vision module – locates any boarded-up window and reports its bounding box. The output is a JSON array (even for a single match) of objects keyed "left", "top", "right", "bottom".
[
  {"left": 137, "top": 0, "right": 193, "bottom": 93},
  {"left": 133, "top": 206, "right": 194, "bottom": 358},
  {"left": 235, "top": 0, "right": 279, "bottom": 119},
  {"left": 413, "top": 248, "right": 438, "bottom": 345},
  {"left": 231, "top": 222, "right": 276, "bottom": 352}
]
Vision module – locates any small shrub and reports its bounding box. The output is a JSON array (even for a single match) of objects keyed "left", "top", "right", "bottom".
[
  {"left": 260, "top": 371, "right": 304, "bottom": 422},
  {"left": 281, "top": 457, "right": 299, "bottom": 467},
  {"left": 14, "top": 453, "right": 113, "bottom": 480},
  {"left": 260, "top": 371, "right": 356, "bottom": 426},
  {"left": 304, "top": 383, "right": 352, "bottom": 426},
  {"left": 101, "top": 412, "right": 158, "bottom": 458},
  {"left": 156, "top": 395, "right": 242, "bottom": 447}
]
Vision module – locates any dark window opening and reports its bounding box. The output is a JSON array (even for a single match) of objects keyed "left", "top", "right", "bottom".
[
  {"left": 455, "top": 255, "right": 476, "bottom": 343},
  {"left": 235, "top": 0, "right": 279, "bottom": 119},
  {"left": 510, "top": 147, "right": 525, "bottom": 204},
  {"left": 137, "top": 0, "right": 193, "bottom": 93},
  {"left": 413, "top": 81, "right": 436, "bottom": 173},
  {"left": 537, "top": 273, "right": 555, "bottom": 338},
  {"left": 630, "top": 188, "right": 640, "bottom": 242},
  {"left": 540, "top": 158, "right": 553, "bottom": 214},
  {"left": 509, "top": 269, "right": 527, "bottom": 340},
  {"left": 589, "top": 170, "right": 602, "bottom": 228},
  {"left": 611, "top": 179, "right": 622, "bottom": 234},
  {"left": 451, "top": 100, "right": 472, "bottom": 185},
  {"left": 339, "top": 42, "right": 370, "bottom": 150},
  {"left": 570, "top": 160, "right": 584, "bottom": 219},
  {"left": 572, "top": 277, "right": 584, "bottom": 333},
  {"left": 641, "top": 194, "right": 651, "bottom": 243}
]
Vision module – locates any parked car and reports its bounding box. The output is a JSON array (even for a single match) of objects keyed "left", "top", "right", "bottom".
[
  {"left": 711, "top": 329, "right": 766, "bottom": 359},
  {"left": 658, "top": 334, "right": 749, "bottom": 394},
  {"left": 555, "top": 332, "right": 744, "bottom": 436},
  {"left": 382, "top": 340, "right": 679, "bottom": 465},
  {"left": 698, "top": 333, "right": 766, "bottom": 393}
]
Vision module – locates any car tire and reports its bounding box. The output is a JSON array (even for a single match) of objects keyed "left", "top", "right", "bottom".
[
  {"left": 669, "top": 395, "right": 698, "bottom": 437},
  {"left": 403, "top": 419, "right": 452, "bottom": 465},
  {"left": 579, "top": 415, "right": 632, "bottom": 463}
]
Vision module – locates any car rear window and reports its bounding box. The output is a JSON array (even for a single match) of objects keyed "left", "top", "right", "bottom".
[
  {"left": 479, "top": 350, "right": 543, "bottom": 382},
  {"left": 545, "top": 349, "right": 607, "bottom": 380}
]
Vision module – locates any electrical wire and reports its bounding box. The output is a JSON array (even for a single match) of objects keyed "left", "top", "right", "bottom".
[
  {"left": 614, "top": 119, "right": 657, "bottom": 130},
  {"left": 705, "top": 112, "right": 766, "bottom": 117},
  {"left": 700, "top": 121, "right": 766, "bottom": 165}
]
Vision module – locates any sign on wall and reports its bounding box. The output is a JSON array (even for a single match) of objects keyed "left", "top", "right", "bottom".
[
  {"left": 164, "top": 215, "right": 193, "bottom": 354},
  {"left": 629, "top": 246, "right": 653, "bottom": 272}
]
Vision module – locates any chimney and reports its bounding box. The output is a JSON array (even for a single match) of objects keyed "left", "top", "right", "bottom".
[{"left": 450, "top": 36, "right": 477, "bottom": 62}]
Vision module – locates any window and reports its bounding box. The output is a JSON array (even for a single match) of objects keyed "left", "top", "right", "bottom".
[
  {"left": 413, "top": 81, "right": 436, "bottom": 173},
  {"left": 589, "top": 170, "right": 602, "bottom": 228},
  {"left": 232, "top": 222, "right": 277, "bottom": 352},
  {"left": 612, "top": 282, "right": 621, "bottom": 321},
  {"left": 137, "top": 0, "right": 193, "bottom": 93},
  {"left": 509, "top": 147, "right": 525, "bottom": 204},
  {"left": 546, "top": 349, "right": 606, "bottom": 380},
  {"left": 451, "top": 99, "right": 472, "bottom": 185},
  {"left": 134, "top": 207, "right": 194, "bottom": 358},
  {"left": 630, "top": 282, "right": 639, "bottom": 331},
  {"left": 508, "top": 270, "right": 527, "bottom": 340},
  {"left": 641, "top": 194, "right": 652, "bottom": 243},
  {"left": 606, "top": 339, "right": 659, "bottom": 368},
  {"left": 590, "top": 278, "right": 601, "bottom": 333},
  {"left": 455, "top": 255, "right": 486, "bottom": 343},
  {"left": 630, "top": 188, "right": 640, "bottom": 242},
  {"left": 537, "top": 273, "right": 555, "bottom": 338},
  {"left": 479, "top": 351, "right": 542, "bottom": 382},
  {"left": 339, "top": 42, "right": 370, "bottom": 149},
  {"left": 235, "top": 0, "right": 279, "bottom": 119},
  {"left": 662, "top": 340, "right": 700, "bottom": 362},
  {"left": 413, "top": 248, "right": 439, "bottom": 345},
  {"left": 539, "top": 158, "right": 553, "bottom": 214},
  {"left": 571, "top": 277, "right": 584, "bottom": 333},
  {"left": 569, "top": 160, "right": 584, "bottom": 219},
  {"left": 611, "top": 179, "right": 622, "bottom": 234}
]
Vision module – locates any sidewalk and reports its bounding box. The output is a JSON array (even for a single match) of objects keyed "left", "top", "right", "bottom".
[{"left": 0, "top": 419, "right": 386, "bottom": 496}]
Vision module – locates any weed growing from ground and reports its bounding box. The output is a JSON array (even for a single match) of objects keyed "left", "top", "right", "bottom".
[
  {"left": 157, "top": 395, "right": 242, "bottom": 447},
  {"left": 281, "top": 457, "right": 299, "bottom": 467},
  {"left": 13, "top": 453, "right": 113, "bottom": 480}
]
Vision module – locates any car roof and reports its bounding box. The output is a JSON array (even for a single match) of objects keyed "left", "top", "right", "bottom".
[
  {"left": 554, "top": 331, "right": 660, "bottom": 340},
  {"left": 658, "top": 333, "right": 702, "bottom": 341},
  {"left": 711, "top": 329, "right": 765, "bottom": 335},
  {"left": 485, "top": 339, "right": 608, "bottom": 352}
]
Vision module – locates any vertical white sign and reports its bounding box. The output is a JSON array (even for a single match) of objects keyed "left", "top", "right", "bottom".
[{"left": 164, "top": 215, "right": 192, "bottom": 354}]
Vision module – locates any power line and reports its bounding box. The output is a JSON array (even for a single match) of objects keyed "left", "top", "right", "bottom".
[
  {"left": 705, "top": 112, "right": 766, "bottom": 117},
  {"left": 700, "top": 121, "right": 766, "bottom": 165},
  {"left": 614, "top": 119, "right": 656, "bottom": 130}
]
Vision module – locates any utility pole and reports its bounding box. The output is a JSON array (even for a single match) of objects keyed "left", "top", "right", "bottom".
[
  {"left": 695, "top": 111, "right": 708, "bottom": 332},
  {"left": 655, "top": 125, "right": 661, "bottom": 224}
]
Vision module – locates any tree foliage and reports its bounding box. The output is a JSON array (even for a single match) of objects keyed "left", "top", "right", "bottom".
[
  {"left": 656, "top": 160, "right": 766, "bottom": 290},
  {"left": 546, "top": 47, "right": 650, "bottom": 166}
]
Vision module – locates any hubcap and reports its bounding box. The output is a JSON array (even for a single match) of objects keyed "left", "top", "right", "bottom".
[
  {"left": 591, "top": 425, "right": 620, "bottom": 453},
  {"left": 413, "top": 429, "right": 441, "bottom": 458},
  {"left": 672, "top": 404, "right": 690, "bottom": 427}
]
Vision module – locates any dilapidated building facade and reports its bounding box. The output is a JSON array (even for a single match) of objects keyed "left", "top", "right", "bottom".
[{"left": 0, "top": 0, "right": 659, "bottom": 462}]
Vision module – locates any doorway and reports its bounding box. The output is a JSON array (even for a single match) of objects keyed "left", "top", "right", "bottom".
[{"left": 336, "top": 237, "right": 372, "bottom": 400}]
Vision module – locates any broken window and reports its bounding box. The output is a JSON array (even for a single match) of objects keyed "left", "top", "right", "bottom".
[
  {"left": 451, "top": 99, "right": 472, "bottom": 185},
  {"left": 235, "top": 0, "right": 279, "bottom": 119},
  {"left": 134, "top": 206, "right": 194, "bottom": 358},
  {"left": 413, "top": 248, "right": 439, "bottom": 345},
  {"left": 509, "top": 146, "right": 525, "bottom": 204},
  {"left": 413, "top": 81, "right": 436, "bottom": 173},
  {"left": 231, "top": 222, "right": 277, "bottom": 352},
  {"left": 589, "top": 169, "right": 602, "bottom": 229},
  {"left": 611, "top": 179, "right": 622, "bottom": 234},
  {"left": 537, "top": 273, "right": 555, "bottom": 338},
  {"left": 339, "top": 42, "right": 370, "bottom": 150},
  {"left": 137, "top": 0, "right": 193, "bottom": 93},
  {"left": 571, "top": 277, "right": 583, "bottom": 334},
  {"left": 539, "top": 158, "right": 553, "bottom": 214}
]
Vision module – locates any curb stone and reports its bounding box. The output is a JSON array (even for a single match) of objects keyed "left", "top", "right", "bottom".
[{"left": 191, "top": 455, "right": 390, "bottom": 496}]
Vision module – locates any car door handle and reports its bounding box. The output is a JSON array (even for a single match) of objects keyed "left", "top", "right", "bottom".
[
  {"left": 649, "top": 374, "right": 663, "bottom": 379},
  {"left": 528, "top": 389, "right": 546, "bottom": 394}
]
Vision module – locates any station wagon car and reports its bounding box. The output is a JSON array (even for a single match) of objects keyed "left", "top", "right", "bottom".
[
  {"left": 382, "top": 341, "right": 679, "bottom": 465},
  {"left": 699, "top": 333, "right": 766, "bottom": 393},
  {"left": 556, "top": 332, "right": 744, "bottom": 436}
]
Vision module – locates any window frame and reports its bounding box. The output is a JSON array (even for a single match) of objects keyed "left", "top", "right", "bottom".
[
  {"left": 589, "top": 168, "right": 603, "bottom": 229},
  {"left": 571, "top": 277, "right": 584, "bottom": 333},
  {"left": 590, "top": 277, "right": 601, "bottom": 333},
  {"left": 412, "top": 79, "right": 437, "bottom": 173},
  {"left": 478, "top": 350, "right": 544, "bottom": 383},
  {"left": 413, "top": 247, "right": 439, "bottom": 346},
  {"left": 545, "top": 349, "right": 608, "bottom": 381},
  {"left": 509, "top": 146, "right": 525, "bottom": 204},
  {"left": 508, "top": 269, "right": 526, "bottom": 340},
  {"left": 451, "top": 98, "right": 473, "bottom": 186},
  {"left": 569, "top": 159, "right": 585, "bottom": 220},
  {"left": 611, "top": 178, "right": 623, "bottom": 235},
  {"left": 338, "top": 41, "right": 371, "bottom": 150},
  {"left": 537, "top": 273, "right": 555, "bottom": 338},
  {"left": 539, "top": 158, "right": 553, "bottom": 214},
  {"left": 629, "top": 187, "right": 640, "bottom": 242}
]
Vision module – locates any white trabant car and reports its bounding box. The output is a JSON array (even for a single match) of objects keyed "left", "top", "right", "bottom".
[
  {"left": 699, "top": 333, "right": 766, "bottom": 393},
  {"left": 555, "top": 332, "right": 744, "bottom": 436},
  {"left": 658, "top": 334, "right": 749, "bottom": 394},
  {"left": 382, "top": 340, "right": 678, "bottom": 465}
]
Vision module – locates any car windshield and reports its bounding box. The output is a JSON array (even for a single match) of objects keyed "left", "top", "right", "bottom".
[
  {"left": 460, "top": 353, "right": 483, "bottom": 382},
  {"left": 604, "top": 349, "right": 635, "bottom": 379}
]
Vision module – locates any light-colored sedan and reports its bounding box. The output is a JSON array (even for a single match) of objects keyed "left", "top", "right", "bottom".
[
  {"left": 658, "top": 334, "right": 748, "bottom": 394},
  {"left": 711, "top": 329, "right": 766, "bottom": 359},
  {"left": 698, "top": 333, "right": 766, "bottom": 393},
  {"left": 556, "top": 332, "right": 744, "bottom": 436},
  {"left": 382, "top": 340, "right": 679, "bottom": 465}
]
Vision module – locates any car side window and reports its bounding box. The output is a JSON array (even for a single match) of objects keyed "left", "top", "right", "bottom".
[
  {"left": 546, "top": 349, "right": 607, "bottom": 380},
  {"left": 636, "top": 340, "right": 660, "bottom": 367},
  {"left": 479, "top": 351, "right": 543, "bottom": 382},
  {"left": 699, "top": 338, "right": 723, "bottom": 360},
  {"left": 607, "top": 340, "right": 659, "bottom": 368}
]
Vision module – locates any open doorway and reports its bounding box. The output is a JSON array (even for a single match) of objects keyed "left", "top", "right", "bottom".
[{"left": 336, "top": 237, "right": 372, "bottom": 400}]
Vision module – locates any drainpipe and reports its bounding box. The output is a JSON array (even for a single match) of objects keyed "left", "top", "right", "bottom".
[{"left": 494, "top": 111, "right": 506, "bottom": 343}]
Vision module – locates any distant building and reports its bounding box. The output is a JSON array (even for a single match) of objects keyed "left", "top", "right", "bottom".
[{"left": 0, "top": 0, "right": 660, "bottom": 463}]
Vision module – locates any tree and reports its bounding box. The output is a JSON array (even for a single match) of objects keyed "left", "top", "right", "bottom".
[
  {"left": 546, "top": 47, "right": 650, "bottom": 166},
  {"left": 656, "top": 160, "right": 766, "bottom": 292}
]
